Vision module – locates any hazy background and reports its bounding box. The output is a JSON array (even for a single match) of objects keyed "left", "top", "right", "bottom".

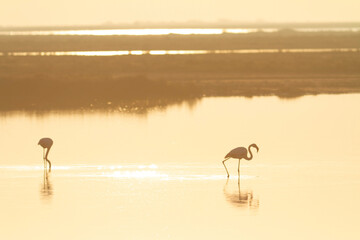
[{"left": 1, "top": 0, "right": 360, "bottom": 26}]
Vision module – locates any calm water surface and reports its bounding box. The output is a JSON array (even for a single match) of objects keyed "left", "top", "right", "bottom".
[{"left": 0, "top": 95, "right": 359, "bottom": 239}]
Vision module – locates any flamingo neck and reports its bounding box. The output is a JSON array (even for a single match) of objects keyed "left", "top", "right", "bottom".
[
  {"left": 45, "top": 146, "right": 51, "bottom": 160},
  {"left": 245, "top": 145, "right": 253, "bottom": 160}
]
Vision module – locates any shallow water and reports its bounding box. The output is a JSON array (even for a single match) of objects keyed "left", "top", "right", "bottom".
[{"left": 0, "top": 95, "right": 360, "bottom": 239}]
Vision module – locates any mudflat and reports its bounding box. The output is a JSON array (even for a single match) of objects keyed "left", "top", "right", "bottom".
[{"left": 1, "top": 31, "right": 360, "bottom": 111}]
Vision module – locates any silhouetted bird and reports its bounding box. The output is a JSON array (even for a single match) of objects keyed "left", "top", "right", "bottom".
[
  {"left": 222, "top": 144, "right": 259, "bottom": 178},
  {"left": 38, "top": 138, "right": 53, "bottom": 171}
]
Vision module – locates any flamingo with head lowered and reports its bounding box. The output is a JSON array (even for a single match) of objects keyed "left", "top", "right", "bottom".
[
  {"left": 222, "top": 144, "right": 259, "bottom": 178},
  {"left": 38, "top": 138, "right": 53, "bottom": 172}
]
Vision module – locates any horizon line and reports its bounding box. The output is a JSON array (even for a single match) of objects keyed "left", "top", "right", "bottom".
[{"left": 1, "top": 20, "right": 360, "bottom": 30}]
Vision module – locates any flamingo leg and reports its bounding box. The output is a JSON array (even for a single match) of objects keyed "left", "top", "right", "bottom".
[
  {"left": 238, "top": 174, "right": 241, "bottom": 200},
  {"left": 43, "top": 148, "right": 46, "bottom": 169},
  {"left": 45, "top": 148, "right": 51, "bottom": 172},
  {"left": 46, "top": 159, "right": 51, "bottom": 172},
  {"left": 222, "top": 157, "right": 230, "bottom": 178}
]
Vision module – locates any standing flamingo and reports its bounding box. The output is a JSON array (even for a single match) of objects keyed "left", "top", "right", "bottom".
[
  {"left": 222, "top": 143, "right": 259, "bottom": 178},
  {"left": 38, "top": 138, "right": 53, "bottom": 172}
]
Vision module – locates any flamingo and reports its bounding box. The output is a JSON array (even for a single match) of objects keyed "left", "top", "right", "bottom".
[
  {"left": 38, "top": 138, "right": 53, "bottom": 171},
  {"left": 222, "top": 143, "right": 259, "bottom": 178}
]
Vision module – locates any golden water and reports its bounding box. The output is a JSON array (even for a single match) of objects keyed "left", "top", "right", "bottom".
[{"left": 0, "top": 95, "right": 359, "bottom": 239}]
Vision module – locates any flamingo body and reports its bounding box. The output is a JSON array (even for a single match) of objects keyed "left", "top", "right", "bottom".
[
  {"left": 38, "top": 138, "right": 53, "bottom": 149},
  {"left": 225, "top": 147, "right": 248, "bottom": 159}
]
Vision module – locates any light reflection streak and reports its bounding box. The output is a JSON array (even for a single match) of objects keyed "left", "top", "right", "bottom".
[
  {"left": 0, "top": 165, "right": 73, "bottom": 170},
  {"left": 296, "top": 27, "right": 360, "bottom": 32},
  {"left": 0, "top": 164, "right": 158, "bottom": 171},
  {"left": 0, "top": 164, "right": 256, "bottom": 180},
  {"left": 4, "top": 48, "right": 359, "bottom": 57},
  {"left": 83, "top": 171, "right": 255, "bottom": 180},
  {"left": 0, "top": 28, "right": 235, "bottom": 36},
  {"left": 106, "top": 170, "right": 168, "bottom": 178},
  {"left": 0, "top": 27, "right": 359, "bottom": 36},
  {"left": 225, "top": 28, "right": 277, "bottom": 34},
  {"left": 55, "top": 28, "right": 225, "bottom": 36}
]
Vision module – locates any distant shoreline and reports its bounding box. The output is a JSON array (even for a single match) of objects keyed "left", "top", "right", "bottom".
[
  {"left": 1, "top": 30, "right": 359, "bottom": 111},
  {"left": 1, "top": 51, "right": 360, "bottom": 111},
  {"left": 1, "top": 30, "right": 359, "bottom": 52},
  {"left": 1, "top": 21, "right": 360, "bottom": 31}
]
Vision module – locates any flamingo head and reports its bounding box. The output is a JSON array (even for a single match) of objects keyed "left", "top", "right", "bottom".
[{"left": 250, "top": 143, "right": 259, "bottom": 153}]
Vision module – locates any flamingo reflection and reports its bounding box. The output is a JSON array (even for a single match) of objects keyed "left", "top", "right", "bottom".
[
  {"left": 223, "top": 177, "right": 259, "bottom": 209},
  {"left": 40, "top": 169, "right": 53, "bottom": 199}
]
